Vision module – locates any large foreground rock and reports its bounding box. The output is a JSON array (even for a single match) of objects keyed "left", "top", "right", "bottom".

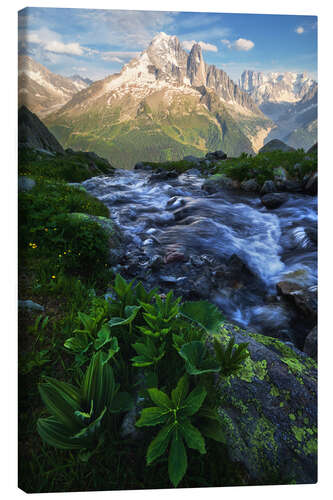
[
  {"left": 18, "top": 105, "right": 64, "bottom": 154},
  {"left": 213, "top": 322, "right": 317, "bottom": 484}
]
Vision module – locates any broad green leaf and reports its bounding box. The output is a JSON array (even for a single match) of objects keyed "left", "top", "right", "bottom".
[
  {"left": 180, "top": 301, "right": 224, "bottom": 335},
  {"left": 147, "top": 422, "right": 175, "bottom": 465},
  {"left": 37, "top": 417, "right": 83, "bottom": 450},
  {"left": 179, "top": 341, "right": 220, "bottom": 375},
  {"left": 94, "top": 324, "right": 111, "bottom": 350},
  {"left": 179, "top": 419, "right": 206, "bottom": 454},
  {"left": 131, "top": 356, "right": 154, "bottom": 367},
  {"left": 168, "top": 431, "right": 187, "bottom": 487},
  {"left": 108, "top": 305, "right": 140, "bottom": 328},
  {"left": 148, "top": 388, "right": 173, "bottom": 409},
  {"left": 171, "top": 374, "right": 189, "bottom": 408},
  {"left": 102, "top": 337, "right": 120, "bottom": 365},
  {"left": 38, "top": 381, "right": 81, "bottom": 432},
  {"left": 136, "top": 407, "right": 170, "bottom": 427},
  {"left": 180, "top": 384, "right": 207, "bottom": 417},
  {"left": 64, "top": 333, "right": 89, "bottom": 353}
]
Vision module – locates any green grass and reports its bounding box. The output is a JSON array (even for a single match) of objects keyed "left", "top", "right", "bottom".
[{"left": 211, "top": 148, "right": 317, "bottom": 186}]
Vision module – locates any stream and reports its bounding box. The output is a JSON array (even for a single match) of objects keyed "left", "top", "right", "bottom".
[{"left": 82, "top": 169, "right": 317, "bottom": 348}]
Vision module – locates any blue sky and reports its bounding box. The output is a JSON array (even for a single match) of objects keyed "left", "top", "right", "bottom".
[{"left": 18, "top": 7, "right": 317, "bottom": 82}]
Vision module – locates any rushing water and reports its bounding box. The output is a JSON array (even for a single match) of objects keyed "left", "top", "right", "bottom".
[{"left": 83, "top": 169, "right": 317, "bottom": 345}]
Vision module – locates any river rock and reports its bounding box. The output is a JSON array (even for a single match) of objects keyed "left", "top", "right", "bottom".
[
  {"left": 273, "top": 166, "right": 288, "bottom": 183},
  {"left": 134, "top": 162, "right": 152, "bottom": 171},
  {"left": 276, "top": 281, "right": 317, "bottom": 321},
  {"left": 283, "top": 180, "right": 303, "bottom": 193},
  {"left": 149, "top": 170, "right": 178, "bottom": 182},
  {"left": 213, "top": 322, "right": 317, "bottom": 484},
  {"left": 164, "top": 252, "right": 187, "bottom": 264},
  {"left": 260, "top": 180, "right": 277, "bottom": 195},
  {"left": 240, "top": 179, "right": 259, "bottom": 192},
  {"left": 261, "top": 193, "right": 288, "bottom": 209},
  {"left": 304, "top": 172, "right": 317, "bottom": 195},
  {"left": 303, "top": 326, "right": 317, "bottom": 361},
  {"left": 18, "top": 299, "right": 44, "bottom": 312},
  {"left": 18, "top": 176, "right": 36, "bottom": 192},
  {"left": 202, "top": 174, "right": 237, "bottom": 193}
]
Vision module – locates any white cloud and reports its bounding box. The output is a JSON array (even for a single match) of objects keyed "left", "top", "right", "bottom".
[
  {"left": 295, "top": 26, "right": 305, "bottom": 34},
  {"left": 182, "top": 40, "right": 218, "bottom": 52},
  {"left": 44, "top": 41, "right": 85, "bottom": 56},
  {"left": 234, "top": 38, "right": 255, "bottom": 51},
  {"left": 221, "top": 38, "right": 255, "bottom": 51}
]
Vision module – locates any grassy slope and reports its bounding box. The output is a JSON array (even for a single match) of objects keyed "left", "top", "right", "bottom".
[{"left": 45, "top": 92, "right": 269, "bottom": 168}]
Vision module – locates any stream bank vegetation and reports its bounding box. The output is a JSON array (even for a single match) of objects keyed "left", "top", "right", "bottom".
[{"left": 18, "top": 145, "right": 317, "bottom": 491}]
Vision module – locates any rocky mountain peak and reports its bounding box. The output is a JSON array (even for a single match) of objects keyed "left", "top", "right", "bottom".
[
  {"left": 146, "top": 32, "right": 188, "bottom": 77},
  {"left": 187, "top": 43, "right": 206, "bottom": 86}
]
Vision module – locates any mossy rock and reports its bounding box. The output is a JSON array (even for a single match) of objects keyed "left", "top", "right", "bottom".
[
  {"left": 212, "top": 322, "right": 317, "bottom": 484},
  {"left": 68, "top": 212, "right": 125, "bottom": 264}
]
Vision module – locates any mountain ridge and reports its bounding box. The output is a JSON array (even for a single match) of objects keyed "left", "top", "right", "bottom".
[{"left": 44, "top": 33, "right": 272, "bottom": 168}]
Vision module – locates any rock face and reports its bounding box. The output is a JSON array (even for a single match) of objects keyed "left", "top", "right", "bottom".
[
  {"left": 18, "top": 105, "right": 64, "bottom": 154},
  {"left": 214, "top": 322, "right": 317, "bottom": 484},
  {"left": 259, "top": 139, "right": 295, "bottom": 153}
]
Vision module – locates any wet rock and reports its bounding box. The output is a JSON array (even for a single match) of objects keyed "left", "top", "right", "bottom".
[
  {"left": 134, "top": 162, "right": 152, "bottom": 171},
  {"left": 166, "top": 197, "right": 185, "bottom": 209},
  {"left": 304, "top": 172, "right": 317, "bottom": 195},
  {"left": 159, "top": 275, "right": 179, "bottom": 284},
  {"left": 303, "top": 326, "right": 317, "bottom": 361},
  {"left": 18, "top": 176, "right": 36, "bottom": 192},
  {"left": 261, "top": 193, "right": 288, "bottom": 209},
  {"left": 260, "top": 180, "right": 277, "bottom": 195},
  {"left": 164, "top": 252, "right": 187, "bottom": 264},
  {"left": 202, "top": 174, "right": 237, "bottom": 193},
  {"left": 240, "top": 179, "right": 259, "bottom": 192},
  {"left": 190, "top": 255, "right": 205, "bottom": 267},
  {"left": 213, "top": 321, "right": 317, "bottom": 484},
  {"left": 276, "top": 281, "right": 317, "bottom": 321},
  {"left": 148, "top": 170, "right": 178, "bottom": 182},
  {"left": 18, "top": 299, "right": 44, "bottom": 312},
  {"left": 283, "top": 180, "right": 303, "bottom": 193},
  {"left": 305, "top": 225, "right": 317, "bottom": 245},
  {"left": 150, "top": 254, "right": 164, "bottom": 270}
]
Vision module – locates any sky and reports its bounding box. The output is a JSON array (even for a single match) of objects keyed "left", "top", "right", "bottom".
[{"left": 18, "top": 7, "right": 318, "bottom": 83}]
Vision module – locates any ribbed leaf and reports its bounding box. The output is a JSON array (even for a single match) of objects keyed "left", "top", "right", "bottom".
[
  {"left": 38, "top": 381, "right": 81, "bottom": 432},
  {"left": 82, "top": 352, "right": 104, "bottom": 412},
  {"left": 64, "top": 333, "right": 89, "bottom": 353},
  {"left": 108, "top": 305, "right": 140, "bottom": 328},
  {"left": 179, "top": 419, "right": 206, "bottom": 454},
  {"left": 94, "top": 324, "right": 111, "bottom": 350},
  {"left": 37, "top": 417, "right": 83, "bottom": 450},
  {"left": 148, "top": 388, "right": 173, "bottom": 409},
  {"left": 136, "top": 407, "right": 170, "bottom": 427},
  {"left": 147, "top": 422, "right": 175, "bottom": 465},
  {"left": 168, "top": 431, "right": 187, "bottom": 487}
]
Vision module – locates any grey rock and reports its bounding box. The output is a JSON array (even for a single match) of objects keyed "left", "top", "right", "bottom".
[
  {"left": 304, "top": 172, "right": 317, "bottom": 195},
  {"left": 240, "top": 179, "right": 259, "bottom": 192},
  {"left": 183, "top": 155, "right": 201, "bottom": 164},
  {"left": 260, "top": 180, "right": 277, "bottom": 195},
  {"left": 261, "top": 193, "right": 288, "bottom": 209},
  {"left": 303, "top": 326, "right": 317, "bottom": 360},
  {"left": 18, "top": 300, "right": 44, "bottom": 312},
  {"left": 213, "top": 321, "right": 317, "bottom": 484},
  {"left": 18, "top": 176, "right": 36, "bottom": 192},
  {"left": 273, "top": 166, "right": 288, "bottom": 182}
]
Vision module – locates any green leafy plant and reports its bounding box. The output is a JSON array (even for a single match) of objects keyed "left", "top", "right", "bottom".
[
  {"left": 136, "top": 375, "right": 207, "bottom": 487},
  {"left": 179, "top": 341, "right": 220, "bottom": 375},
  {"left": 213, "top": 337, "right": 249, "bottom": 376},
  {"left": 131, "top": 337, "right": 166, "bottom": 368},
  {"left": 37, "top": 352, "right": 132, "bottom": 453},
  {"left": 180, "top": 300, "right": 224, "bottom": 335},
  {"left": 138, "top": 291, "right": 181, "bottom": 338}
]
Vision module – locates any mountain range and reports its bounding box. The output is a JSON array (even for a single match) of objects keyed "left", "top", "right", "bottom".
[
  {"left": 18, "top": 34, "right": 317, "bottom": 167},
  {"left": 239, "top": 70, "right": 317, "bottom": 151}
]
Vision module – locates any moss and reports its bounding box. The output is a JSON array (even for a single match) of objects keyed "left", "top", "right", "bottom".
[
  {"left": 291, "top": 426, "right": 317, "bottom": 456},
  {"left": 289, "top": 413, "right": 296, "bottom": 421},
  {"left": 270, "top": 385, "right": 280, "bottom": 397}
]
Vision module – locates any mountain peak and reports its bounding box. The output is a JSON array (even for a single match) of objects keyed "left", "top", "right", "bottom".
[{"left": 187, "top": 43, "right": 206, "bottom": 86}]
